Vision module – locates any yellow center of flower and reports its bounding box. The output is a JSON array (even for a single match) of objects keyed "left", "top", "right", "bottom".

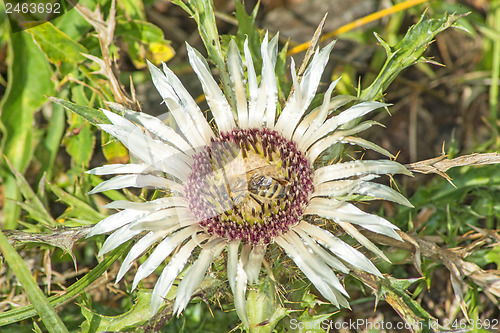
[{"left": 211, "top": 150, "right": 288, "bottom": 225}]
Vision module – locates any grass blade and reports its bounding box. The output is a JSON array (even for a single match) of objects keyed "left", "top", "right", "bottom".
[
  {"left": 0, "top": 230, "right": 69, "bottom": 332},
  {"left": 0, "top": 243, "right": 128, "bottom": 326}
]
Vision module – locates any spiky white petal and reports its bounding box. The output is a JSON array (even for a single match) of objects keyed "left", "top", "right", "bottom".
[
  {"left": 247, "top": 33, "right": 279, "bottom": 128},
  {"left": 343, "top": 136, "right": 394, "bottom": 158},
  {"left": 128, "top": 207, "right": 195, "bottom": 231},
  {"left": 293, "top": 228, "right": 349, "bottom": 273},
  {"left": 313, "top": 178, "right": 373, "bottom": 198},
  {"left": 248, "top": 33, "right": 269, "bottom": 128},
  {"left": 292, "top": 78, "right": 339, "bottom": 143},
  {"left": 116, "top": 231, "right": 168, "bottom": 283},
  {"left": 118, "top": 108, "right": 193, "bottom": 152},
  {"left": 99, "top": 224, "right": 143, "bottom": 256},
  {"left": 132, "top": 226, "right": 198, "bottom": 289},
  {"left": 243, "top": 39, "right": 258, "bottom": 130},
  {"left": 306, "top": 120, "right": 387, "bottom": 162},
  {"left": 275, "top": 233, "right": 346, "bottom": 308},
  {"left": 300, "top": 101, "right": 388, "bottom": 150},
  {"left": 102, "top": 109, "right": 190, "bottom": 161},
  {"left": 86, "top": 163, "right": 155, "bottom": 175},
  {"left": 227, "top": 240, "right": 240, "bottom": 292},
  {"left": 98, "top": 123, "right": 189, "bottom": 181},
  {"left": 239, "top": 243, "right": 251, "bottom": 273},
  {"left": 104, "top": 197, "right": 188, "bottom": 210},
  {"left": 275, "top": 41, "right": 336, "bottom": 139},
  {"left": 245, "top": 244, "right": 266, "bottom": 284},
  {"left": 227, "top": 242, "right": 249, "bottom": 327},
  {"left": 87, "top": 209, "right": 148, "bottom": 237},
  {"left": 298, "top": 95, "right": 356, "bottom": 148},
  {"left": 148, "top": 61, "right": 213, "bottom": 147},
  {"left": 234, "top": 256, "right": 249, "bottom": 328},
  {"left": 173, "top": 240, "right": 226, "bottom": 315},
  {"left": 227, "top": 40, "right": 248, "bottom": 129},
  {"left": 151, "top": 236, "right": 208, "bottom": 315},
  {"left": 334, "top": 221, "right": 390, "bottom": 262},
  {"left": 261, "top": 33, "right": 279, "bottom": 127},
  {"left": 298, "top": 221, "right": 382, "bottom": 276},
  {"left": 353, "top": 182, "right": 413, "bottom": 207},
  {"left": 312, "top": 179, "right": 412, "bottom": 207},
  {"left": 186, "top": 44, "right": 236, "bottom": 132},
  {"left": 88, "top": 174, "right": 176, "bottom": 194},
  {"left": 314, "top": 160, "right": 412, "bottom": 185},
  {"left": 287, "top": 231, "right": 348, "bottom": 296},
  {"left": 162, "top": 61, "right": 216, "bottom": 143},
  {"left": 305, "top": 198, "right": 401, "bottom": 240}
]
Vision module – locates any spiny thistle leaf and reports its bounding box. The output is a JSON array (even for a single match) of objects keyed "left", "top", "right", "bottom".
[
  {"left": 361, "top": 11, "right": 469, "bottom": 101},
  {"left": 80, "top": 290, "right": 153, "bottom": 332}
]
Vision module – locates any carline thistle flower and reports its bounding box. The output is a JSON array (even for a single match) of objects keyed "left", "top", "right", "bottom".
[{"left": 86, "top": 34, "right": 413, "bottom": 326}]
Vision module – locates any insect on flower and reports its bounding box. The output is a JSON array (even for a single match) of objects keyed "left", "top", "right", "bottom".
[{"left": 86, "top": 32, "right": 413, "bottom": 327}]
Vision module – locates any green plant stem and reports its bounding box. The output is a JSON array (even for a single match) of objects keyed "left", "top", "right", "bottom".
[
  {"left": 171, "top": 0, "right": 236, "bottom": 111},
  {"left": 490, "top": 0, "right": 500, "bottom": 135},
  {"left": 0, "top": 229, "right": 69, "bottom": 332}
]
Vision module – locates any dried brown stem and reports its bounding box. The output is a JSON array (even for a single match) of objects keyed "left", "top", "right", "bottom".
[
  {"left": 364, "top": 229, "right": 500, "bottom": 299},
  {"left": 75, "top": 0, "right": 139, "bottom": 110},
  {"left": 405, "top": 153, "right": 500, "bottom": 185}
]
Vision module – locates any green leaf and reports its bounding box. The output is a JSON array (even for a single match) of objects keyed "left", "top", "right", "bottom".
[
  {"left": 0, "top": 230, "right": 69, "bottom": 333},
  {"left": 3, "top": 157, "right": 54, "bottom": 227},
  {"left": 361, "top": 12, "right": 468, "bottom": 101},
  {"left": 485, "top": 246, "right": 500, "bottom": 267},
  {"left": 101, "top": 131, "right": 129, "bottom": 164},
  {"left": 115, "top": 19, "right": 175, "bottom": 68},
  {"left": 115, "top": 19, "right": 165, "bottom": 43},
  {"left": 234, "top": 0, "right": 261, "bottom": 62},
  {"left": 46, "top": 182, "right": 104, "bottom": 223},
  {"left": 80, "top": 290, "right": 153, "bottom": 332},
  {"left": 296, "top": 311, "right": 334, "bottom": 333},
  {"left": 118, "top": 0, "right": 146, "bottom": 20},
  {"left": 36, "top": 102, "right": 66, "bottom": 180},
  {"left": 430, "top": 166, "right": 500, "bottom": 202},
  {"left": 51, "top": 0, "right": 94, "bottom": 40},
  {"left": 171, "top": 0, "right": 221, "bottom": 64},
  {"left": 63, "top": 112, "right": 95, "bottom": 167},
  {"left": 50, "top": 97, "right": 110, "bottom": 125},
  {"left": 379, "top": 275, "right": 437, "bottom": 330},
  {"left": 355, "top": 272, "right": 435, "bottom": 329},
  {"left": 0, "top": 30, "right": 55, "bottom": 229},
  {"left": 26, "top": 22, "right": 87, "bottom": 69}
]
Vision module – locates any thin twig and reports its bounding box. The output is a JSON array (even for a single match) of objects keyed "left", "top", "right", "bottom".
[{"left": 405, "top": 153, "right": 500, "bottom": 185}]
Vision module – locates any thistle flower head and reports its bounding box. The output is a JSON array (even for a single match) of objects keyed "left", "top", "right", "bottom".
[{"left": 87, "top": 33, "right": 412, "bottom": 325}]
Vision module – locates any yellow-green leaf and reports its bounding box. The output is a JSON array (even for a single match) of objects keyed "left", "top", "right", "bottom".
[
  {"left": 0, "top": 30, "right": 55, "bottom": 229},
  {"left": 27, "top": 22, "right": 87, "bottom": 65}
]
